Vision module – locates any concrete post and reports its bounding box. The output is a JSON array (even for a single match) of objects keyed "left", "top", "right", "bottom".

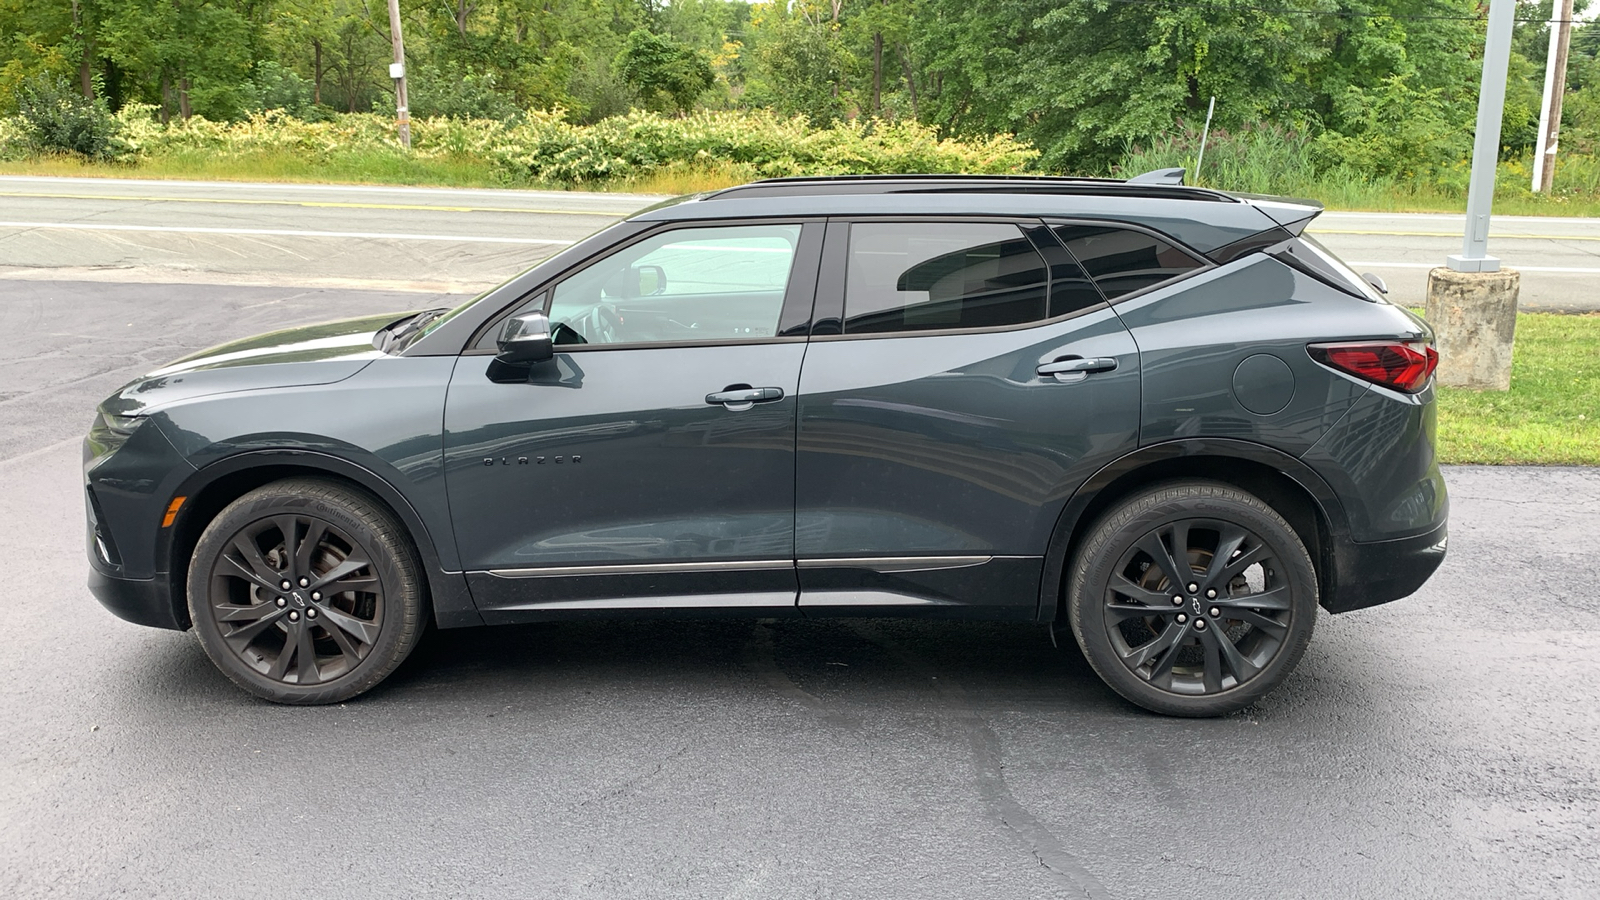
[{"left": 1425, "top": 268, "right": 1521, "bottom": 391}]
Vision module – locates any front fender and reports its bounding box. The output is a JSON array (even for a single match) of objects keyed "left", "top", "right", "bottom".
[{"left": 157, "top": 447, "right": 480, "bottom": 629}]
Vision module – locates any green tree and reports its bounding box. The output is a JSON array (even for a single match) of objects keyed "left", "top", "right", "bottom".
[
  {"left": 96, "top": 0, "right": 256, "bottom": 120},
  {"left": 744, "top": 1, "right": 855, "bottom": 123},
  {"left": 614, "top": 27, "right": 713, "bottom": 112}
]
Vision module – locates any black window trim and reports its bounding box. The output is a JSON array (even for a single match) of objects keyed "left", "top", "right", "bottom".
[
  {"left": 461, "top": 217, "right": 824, "bottom": 355},
  {"left": 810, "top": 215, "right": 1109, "bottom": 342},
  {"left": 1040, "top": 217, "right": 1214, "bottom": 306}
]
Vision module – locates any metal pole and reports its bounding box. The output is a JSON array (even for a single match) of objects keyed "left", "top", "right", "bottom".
[
  {"left": 1531, "top": 5, "right": 1563, "bottom": 191},
  {"left": 1194, "top": 96, "right": 1216, "bottom": 185},
  {"left": 1448, "top": 0, "right": 1517, "bottom": 273},
  {"left": 386, "top": 0, "right": 411, "bottom": 150}
]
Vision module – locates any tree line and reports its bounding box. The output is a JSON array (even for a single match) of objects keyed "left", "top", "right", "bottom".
[{"left": 2, "top": 0, "right": 1597, "bottom": 174}]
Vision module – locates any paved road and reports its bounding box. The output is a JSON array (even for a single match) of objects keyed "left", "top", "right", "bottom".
[
  {"left": 1310, "top": 211, "right": 1600, "bottom": 312},
  {"left": 1, "top": 176, "right": 1596, "bottom": 310},
  {"left": 2, "top": 280, "right": 1597, "bottom": 899}
]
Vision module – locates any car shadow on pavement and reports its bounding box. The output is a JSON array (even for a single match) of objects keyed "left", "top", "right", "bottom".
[{"left": 112, "top": 613, "right": 1346, "bottom": 722}]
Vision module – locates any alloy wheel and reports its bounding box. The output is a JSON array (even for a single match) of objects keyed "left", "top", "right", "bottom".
[
  {"left": 206, "top": 514, "right": 384, "bottom": 686},
  {"left": 1101, "top": 517, "right": 1294, "bottom": 696}
]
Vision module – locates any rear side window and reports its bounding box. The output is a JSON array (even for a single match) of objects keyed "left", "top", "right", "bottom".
[
  {"left": 1272, "top": 235, "right": 1385, "bottom": 303},
  {"left": 1053, "top": 224, "right": 1205, "bottom": 299},
  {"left": 844, "top": 222, "right": 1049, "bottom": 334}
]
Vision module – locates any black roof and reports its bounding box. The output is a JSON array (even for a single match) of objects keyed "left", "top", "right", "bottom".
[{"left": 634, "top": 175, "right": 1322, "bottom": 255}]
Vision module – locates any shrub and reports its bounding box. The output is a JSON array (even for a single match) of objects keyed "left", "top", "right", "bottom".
[
  {"left": 14, "top": 75, "right": 128, "bottom": 161},
  {"left": 249, "top": 62, "right": 316, "bottom": 119},
  {"left": 408, "top": 66, "right": 522, "bottom": 122},
  {"left": 53, "top": 106, "right": 1036, "bottom": 186}
]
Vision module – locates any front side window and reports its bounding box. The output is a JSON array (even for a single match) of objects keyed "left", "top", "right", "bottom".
[
  {"left": 548, "top": 223, "right": 801, "bottom": 346},
  {"left": 843, "top": 222, "right": 1049, "bottom": 334},
  {"left": 1053, "top": 224, "right": 1205, "bottom": 300}
]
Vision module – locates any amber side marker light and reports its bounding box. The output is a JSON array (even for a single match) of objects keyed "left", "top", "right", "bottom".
[
  {"left": 1307, "top": 341, "right": 1438, "bottom": 394},
  {"left": 162, "top": 496, "right": 187, "bottom": 528}
]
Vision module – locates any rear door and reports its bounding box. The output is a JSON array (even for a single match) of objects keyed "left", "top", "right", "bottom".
[
  {"left": 444, "top": 221, "right": 821, "bottom": 621},
  {"left": 794, "top": 218, "right": 1141, "bottom": 617}
]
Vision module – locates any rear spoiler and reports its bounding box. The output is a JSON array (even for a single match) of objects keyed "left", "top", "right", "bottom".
[
  {"left": 1228, "top": 192, "right": 1324, "bottom": 236},
  {"left": 1124, "top": 169, "right": 1324, "bottom": 237}
]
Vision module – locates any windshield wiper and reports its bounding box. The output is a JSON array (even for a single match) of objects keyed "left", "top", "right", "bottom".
[{"left": 376, "top": 309, "right": 448, "bottom": 353}]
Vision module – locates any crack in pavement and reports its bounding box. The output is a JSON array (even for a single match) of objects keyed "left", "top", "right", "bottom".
[{"left": 852, "top": 623, "right": 1112, "bottom": 900}]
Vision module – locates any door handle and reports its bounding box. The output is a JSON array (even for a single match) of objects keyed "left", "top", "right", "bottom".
[
  {"left": 706, "top": 386, "right": 784, "bottom": 409},
  {"left": 1037, "top": 357, "right": 1118, "bottom": 383}
]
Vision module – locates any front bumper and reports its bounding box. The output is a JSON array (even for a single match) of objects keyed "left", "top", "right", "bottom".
[
  {"left": 88, "top": 565, "right": 186, "bottom": 631},
  {"left": 1322, "top": 518, "right": 1448, "bottom": 614}
]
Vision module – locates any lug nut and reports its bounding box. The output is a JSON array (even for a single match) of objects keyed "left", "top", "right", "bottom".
[
  {"left": 1176, "top": 613, "right": 1188, "bottom": 624},
  {"left": 275, "top": 597, "right": 287, "bottom": 608},
  {"left": 299, "top": 577, "right": 309, "bottom": 587},
  {"left": 280, "top": 580, "right": 292, "bottom": 590},
  {"left": 306, "top": 607, "right": 318, "bottom": 619},
  {"left": 1209, "top": 607, "right": 1221, "bottom": 618},
  {"left": 1194, "top": 618, "right": 1207, "bottom": 630},
  {"left": 287, "top": 611, "right": 300, "bottom": 622},
  {"left": 1206, "top": 588, "right": 1217, "bottom": 599},
  {"left": 1187, "top": 583, "right": 1198, "bottom": 593},
  {"left": 1172, "top": 596, "right": 1184, "bottom": 605},
  {"left": 310, "top": 591, "right": 321, "bottom": 601}
]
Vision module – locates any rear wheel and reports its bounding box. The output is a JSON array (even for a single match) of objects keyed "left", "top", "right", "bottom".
[
  {"left": 187, "top": 478, "right": 426, "bottom": 704},
  {"left": 1067, "top": 481, "right": 1317, "bottom": 717}
]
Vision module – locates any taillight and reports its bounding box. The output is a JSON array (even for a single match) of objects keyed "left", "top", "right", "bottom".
[{"left": 1307, "top": 341, "right": 1438, "bottom": 393}]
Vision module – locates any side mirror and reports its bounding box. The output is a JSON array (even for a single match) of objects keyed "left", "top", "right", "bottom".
[
  {"left": 1361, "top": 272, "right": 1389, "bottom": 295},
  {"left": 637, "top": 264, "right": 667, "bottom": 296},
  {"left": 495, "top": 312, "right": 553, "bottom": 366},
  {"left": 601, "top": 265, "right": 668, "bottom": 299}
]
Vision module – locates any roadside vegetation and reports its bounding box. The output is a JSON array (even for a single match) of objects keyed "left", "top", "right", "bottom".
[
  {"left": 2, "top": 1, "right": 1599, "bottom": 209},
  {"left": 1434, "top": 312, "right": 1600, "bottom": 466},
  {"left": 0, "top": 101, "right": 1036, "bottom": 190}
]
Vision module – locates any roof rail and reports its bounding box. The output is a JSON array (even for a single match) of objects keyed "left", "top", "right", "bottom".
[{"left": 702, "top": 173, "right": 1235, "bottom": 203}]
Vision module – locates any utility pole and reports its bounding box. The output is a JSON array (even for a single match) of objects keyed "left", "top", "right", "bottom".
[
  {"left": 386, "top": 0, "right": 411, "bottom": 149},
  {"left": 1532, "top": 0, "right": 1575, "bottom": 192},
  {"left": 1427, "top": 0, "right": 1521, "bottom": 391}
]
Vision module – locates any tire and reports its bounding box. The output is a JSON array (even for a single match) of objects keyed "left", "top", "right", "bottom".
[
  {"left": 1067, "top": 481, "right": 1317, "bottom": 717},
  {"left": 187, "top": 478, "right": 427, "bottom": 704}
]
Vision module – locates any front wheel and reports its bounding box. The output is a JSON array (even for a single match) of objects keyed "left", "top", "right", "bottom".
[
  {"left": 1067, "top": 481, "right": 1318, "bottom": 717},
  {"left": 187, "top": 478, "right": 427, "bottom": 704}
]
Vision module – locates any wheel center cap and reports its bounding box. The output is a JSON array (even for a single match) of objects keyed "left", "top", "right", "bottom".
[
  {"left": 290, "top": 591, "right": 308, "bottom": 609},
  {"left": 1190, "top": 597, "right": 1202, "bottom": 616}
]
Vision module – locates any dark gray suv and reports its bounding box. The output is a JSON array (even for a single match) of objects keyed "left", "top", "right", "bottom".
[{"left": 84, "top": 175, "right": 1447, "bottom": 716}]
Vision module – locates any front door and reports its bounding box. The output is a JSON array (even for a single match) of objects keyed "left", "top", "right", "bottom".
[
  {"left": 794, "top": 218, "right": 1141, "bottom": 617},
  {"left": 444, "top": 221, "right": 820, "bottom": 621}
]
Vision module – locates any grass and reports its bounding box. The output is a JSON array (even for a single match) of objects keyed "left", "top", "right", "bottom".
[
  {"left": 6, "top": 144, "right": 1600, "bottom": 212},
  {"left": 0, "top": 151, "right": 758, "bottom": 194},
  {"left": 9, "top": 150, "right": 1599, "bottom": 212},
  {"left": 1121, "top": 125, "right": 1600, "bottom": 217},
  {"left": 1433, "top": 312, "right": 1600, "bottom": 466},
  {"left": 0, "top": 149, "right": 528, "bottom": 189}
]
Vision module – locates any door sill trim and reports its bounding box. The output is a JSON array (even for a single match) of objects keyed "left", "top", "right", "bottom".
[
  {"left": 491, "top": 591, "right": 798, "bottom": 612},
  {"left": 797, "top": 555, "right": 994, "bottom": 573},
  {"left": 485, "top": 559, "right": 792, "bottom": 579}
]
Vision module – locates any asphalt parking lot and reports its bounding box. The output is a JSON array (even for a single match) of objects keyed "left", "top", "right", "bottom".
[{"left": 2, "top": 279, "right": 1598, "bottom": 899}]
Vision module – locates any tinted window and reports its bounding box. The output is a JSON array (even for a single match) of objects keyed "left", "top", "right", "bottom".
[
  {"left": 548, "top": 224, "right": 800, "bottom": 346},
  {"left": 1021, "top": 224, "right": 1104, "bottom": 318},
  {"left": 1054, "top": 225, "right": 1204, "bottom": 299},
  {"left": 843, "top": 223, "right": 1048, "bottom": 334}
]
